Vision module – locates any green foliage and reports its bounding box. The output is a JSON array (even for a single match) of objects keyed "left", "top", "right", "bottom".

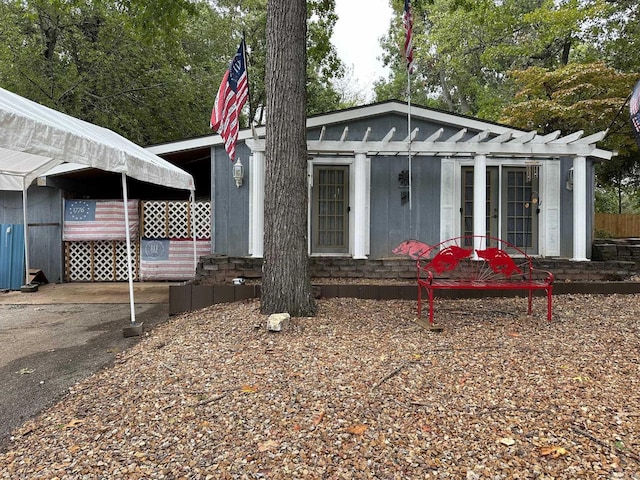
[
  {"left": 500, "top": 63, "right": 636, "bottom": 135},
  {"left": 0, "top": 0, "right": 344, "bottom": 144},
  {"left": 500, "top": 62, "right": 640, "bottom": 204},
  {"left": 595, "top": 185, "right": 640, "bottom": 214},
  {"left": 374, "top": 0, "right": 640, "bottom": 211},
  {"left": 377, "top": 0, "right": 604, "bottom": 117}
]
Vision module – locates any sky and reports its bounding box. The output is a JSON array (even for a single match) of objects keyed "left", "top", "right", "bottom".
[{"left": 331, "top": 0, "right": 394, "bottom": 100}]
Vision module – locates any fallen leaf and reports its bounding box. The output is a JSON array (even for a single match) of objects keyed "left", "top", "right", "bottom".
[
  {"left": 240, "top": 385, "right": 258, "bottom": 393},
  {"left": 63, "top": 419, "right": 85, "bottom": 429},
  {"left": 312, "top": 410, "right": 325, "bottom": 425},
  {"left": 346, "top": 424, "right": 368, "bottom": 435},
  {"left": 257, "top": 439, "right": 279, "bottom": 452},
  {"left": 540, "top": 446, "right": 569, "bottom": 458},
  {"left": 15, "top": 368, "right": 34, "bottom": 375}
]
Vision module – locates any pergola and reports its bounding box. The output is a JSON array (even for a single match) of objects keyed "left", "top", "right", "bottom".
[{"left": 246, "top": 122, "right": 612, "bottom": 261}]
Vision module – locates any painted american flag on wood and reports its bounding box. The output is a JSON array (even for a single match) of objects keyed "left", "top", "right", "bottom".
[
  {"left": 139, "top": 238, "right": 211, "bottom": 281},
  {"left": 63, "top": 200, "right": 139, "bottom": 241}
]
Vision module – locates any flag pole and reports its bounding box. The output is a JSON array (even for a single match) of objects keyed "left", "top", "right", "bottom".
[
  {"left": 408, "top": 72, "right": 413, "bottom": 237},
  {"left": 403, "top": 0, "right": 414, "bottom": 238},
  {"left": 241, "top": 32, "right": 254, "bottom": 127}
]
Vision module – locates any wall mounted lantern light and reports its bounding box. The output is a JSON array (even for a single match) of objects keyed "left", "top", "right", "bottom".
[
  {"left": 233, "top": 158, "right": 244, "bottom": 188},
  {"left": 566, "top": 167, "right": 574, "bottom": 191}
]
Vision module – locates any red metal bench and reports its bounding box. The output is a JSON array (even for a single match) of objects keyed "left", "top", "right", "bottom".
[{"left": 416, "top": 235, "right": 554, "bottom": 325}]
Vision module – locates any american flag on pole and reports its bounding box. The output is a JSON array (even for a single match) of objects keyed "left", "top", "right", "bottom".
[
  {"left": 630, "top": 79, "right": 640, "bottom": 147},
  {"left": 139, "top": 238, "right": 211, "bottom": 280},
  {"left": 211, "top": 40, "right": 249, "bottom": 161},
  {"left": 403, "top": 0, "right": 415, "bottom": 74},
  {"left": 63, "top": 200, "right": 139, "bottom": 241}
]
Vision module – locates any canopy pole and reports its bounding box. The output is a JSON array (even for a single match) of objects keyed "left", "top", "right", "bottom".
[
  {"left": 121, "top": 173, "right": 137, "bottom": 327},
  {"left": 190, "top": 190, "right": 197, "bottom": 276},
  {"left": 22, "top": 186, "right": 30, "bottom": 286}
]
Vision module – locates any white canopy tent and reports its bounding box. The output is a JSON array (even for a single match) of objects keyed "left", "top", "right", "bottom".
[{"left": 0, "top": 87, "right": 196, "bottom": 327}]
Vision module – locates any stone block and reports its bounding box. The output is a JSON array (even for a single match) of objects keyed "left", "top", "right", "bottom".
[
  {"left": 267, "top": 313, "right": 290, "bottom": 332},
  {"left": 123, "top": 322, "right": 144, "bottom": 337}
]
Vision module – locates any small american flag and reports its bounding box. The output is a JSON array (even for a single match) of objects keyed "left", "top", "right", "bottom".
[
  {"left": 140, "top": 238, "right": 211, "bottom": 281},
  {"left": 63, "top": 200, "right": 139, "bottom": 241},
  {"left": 630, "top": 80, "right": 640, "bottom": 146},
  {"left": 211, "top": 40, "right": 249, "bottom": 161},
  {"left": 403, "top": 0, "right": 415, "bottom": 74}
]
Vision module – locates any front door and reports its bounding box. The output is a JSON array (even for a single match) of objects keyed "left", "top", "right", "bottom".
[{"left": 311, "top": 165, "right": 349, "bottom": 254}]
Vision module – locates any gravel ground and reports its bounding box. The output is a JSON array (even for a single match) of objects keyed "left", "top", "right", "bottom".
[{"left": 1, "top": 293, "right": 639, "bottom": 479}]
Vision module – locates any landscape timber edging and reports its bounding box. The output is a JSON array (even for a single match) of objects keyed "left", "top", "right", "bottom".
[{"left": 169, "top": 281, "right": 640, "bottom": 316}]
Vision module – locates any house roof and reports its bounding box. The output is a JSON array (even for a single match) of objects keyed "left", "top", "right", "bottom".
[
  {"left": 0, "top": 87, "right": 195, "bottom": 192},
  {"left": 147, "top": 100, "right": 612, "bottom": 161}
]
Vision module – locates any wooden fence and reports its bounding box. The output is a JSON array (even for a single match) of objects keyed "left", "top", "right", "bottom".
[{"left": 594, "top": 213, "right": 640, "bottom": 237}]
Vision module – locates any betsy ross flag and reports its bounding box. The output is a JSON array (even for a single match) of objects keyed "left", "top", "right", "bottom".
[
  {"left": 211, "top": 40, "right": 249, "bottom": 161},
  {"left": 403, "top": 0, "right": 415, "bottom": 74},
  {"left": 630, "top": 79, "right": 640, "bottom": 147},
  {"left": 139, "top": 238, "right": 211, "bottom": 280},
  {"left": 63, "top": 200, "right": 139, "bottom": 241}
]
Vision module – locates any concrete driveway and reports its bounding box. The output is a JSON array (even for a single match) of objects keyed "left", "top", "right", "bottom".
[{"left": 0, "top": 282, "right": 174, "bottom": 453}]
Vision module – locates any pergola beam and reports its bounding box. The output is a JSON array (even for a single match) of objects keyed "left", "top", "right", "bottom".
[
  {"left": 403, "top": 128, "right": 419, "bottom": 142},
  {"left": 246, "top": 129, "right": 610, "bottom": 160}
]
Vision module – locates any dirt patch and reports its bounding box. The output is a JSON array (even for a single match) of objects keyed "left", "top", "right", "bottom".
[{"left": 0, "top": 303, "right": 169, "bottom": 453}]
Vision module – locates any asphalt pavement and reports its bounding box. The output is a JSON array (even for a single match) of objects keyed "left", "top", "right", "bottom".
[{"left": 0, "top": 282, "right": 175, "bottom": 453}]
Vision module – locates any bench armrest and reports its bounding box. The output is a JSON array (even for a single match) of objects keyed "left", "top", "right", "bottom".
[
  {"left": 531, "top": 267, "right": 554, "bottom": 285},
  {"left": 416, "top": 259, "right": 434, "bottom": 284}
]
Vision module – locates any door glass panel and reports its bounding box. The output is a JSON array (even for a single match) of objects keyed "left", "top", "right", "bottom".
[
  {"left": 503, "top": 168, "right": 537, "bottom": 252},
  {"left": 313, "top": 166, "right": 349, "bottom": 253},
  {"left": 461, "top": 167, "right": 498, "bottom": 244}
]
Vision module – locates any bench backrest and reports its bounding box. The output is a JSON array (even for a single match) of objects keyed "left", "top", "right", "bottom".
[{"left": 417, "top": 235, "right": 534, "bottom": 283}]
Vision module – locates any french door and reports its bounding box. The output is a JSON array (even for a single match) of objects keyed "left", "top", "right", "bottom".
[{"left": 461, "top": 166, "right": 539, "bottom": 253}]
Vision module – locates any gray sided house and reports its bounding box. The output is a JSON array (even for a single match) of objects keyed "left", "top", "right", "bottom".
[
  {"left": 149, "top": 101, "right": 613, "bottom": 261},
  {"left": 0, "top": 185, "right": 63, "bottom": 284}
]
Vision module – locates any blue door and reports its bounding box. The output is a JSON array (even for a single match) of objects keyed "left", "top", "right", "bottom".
[{"left": 0, "top": 224, "right": 25, "bottom": 290}]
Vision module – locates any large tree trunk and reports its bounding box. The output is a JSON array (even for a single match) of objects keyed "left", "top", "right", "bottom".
[{"left": 261, "top": 0, "right": 316, "bottom": 316}]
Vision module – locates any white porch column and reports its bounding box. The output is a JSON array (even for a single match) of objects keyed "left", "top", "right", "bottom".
[
  {"left": 473, "top": 154, "right": 487, "bottom": 252},
  {"left": 353, "top": 152, "right": 368, "bottom": 259},
  {"left": 249, "top": 151, "right": 265, "bottom": 258},
  {"left": 572, "top": 156, "right": 588, "bottom": 261}
]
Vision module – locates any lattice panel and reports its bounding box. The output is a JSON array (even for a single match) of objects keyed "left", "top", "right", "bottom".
[
  {"left": 193, "top": 202, "right": 211, "bottom": 239},
  {"left": 65, "top": 241, "right": 139, "bottom": 281},
  {"left": 142, "top": 201, "right": 211, "bottom": 239},
  {"left": 115, "top": 241, "right": 139, "bottom": 281},
  {"left": 66, "top": 242, "right": 92, "bottom": 281},
  {"left": 168, "top": 202, "right": 190, "bottom": 238},
  {"left": 93, "top": 241, "right": 115, "bottom": 281},
  {"left": 142, "top": 201, "right": 168, "bottom": 239}
]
